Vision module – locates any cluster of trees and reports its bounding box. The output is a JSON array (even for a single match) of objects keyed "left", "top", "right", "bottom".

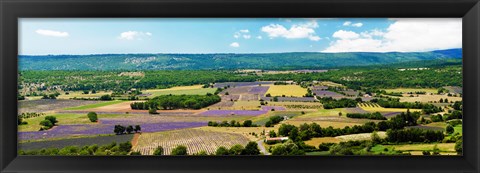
[
  {"left": 215, "top": 142, "right": 261, "bottom": 155},
  {"left": 386, "top": 128, "right": 445, "bottom": 143},
  {"left": 346, "top": 112, "right": 387, "bottom": 120},
  {"left": 131, "top": 94, "right": 221, "bottom": 110},
  {"left": 207, "top": 120, "right": 257, "bottom": 127},
  {"left": 41, "top": 92, "right": 60, "bottom": 99},
  {"left": 19, "top": 142, "right": 135, "bottom": 156},
  {"left": 269, "top": 140, "right": 306, "bottom": 155},
  {"left": 318, "top": 97, "right": 358, "bottom": 109},
  {"left": 152, "top": 145, "right": 188, "bottom": 155},
  {"left": 18, "top": 112, "right": 46, "bottom": 125},
  {"left": 113, "top": 125, "right": 141, "bottom": 135},
  {"left": 39, "top": 116, "right": 58, "bottom": 130},
  {"left": 265, "top": 116, "right": 284, "bottom": 127},
  {"left": 372, "top": 98, "right": 442, "bottom": 114},
  {"left": 430, "top": 110, "right": 463, "bottom": 122}
]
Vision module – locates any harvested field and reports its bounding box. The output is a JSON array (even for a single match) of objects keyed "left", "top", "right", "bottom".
[
  {"left": 265, "top": 85, "right": 307, "bottom": 97},
  {"left": 335, "top": 132, "right": 387, "bottom": 142},
  {"left": 195, "top": 126, "right": 277, "bottom": 141},
  {"left": 19, "top": 134, "right": 134, "bottom": 150},
  {"left": 305, "top": 137, "right": 341, "bottom": 147},
  {"left": 239, "top": 94, "right": 260, "bottom": 101},
  {"left": 133, "top": 129, "right": 250, "bottom": 155},
  {"left": 343, "top": 89, "right": 359, "bottom": 97},
  {"left": 281, "top": 120, "right": 362, "bottom": 129},
  {"left": 19, "top": 100, "right": 101, "bottom": 113},
  {"left": 389, "top": 143, "right": 455, "bottom": 152},
  {"left": 318, "top": 81, "right": 345, "bottom": 88}
]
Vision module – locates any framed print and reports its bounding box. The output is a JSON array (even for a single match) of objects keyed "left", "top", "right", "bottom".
[{"left": 1, "top": 0, "right": 479, "bottom": 173}]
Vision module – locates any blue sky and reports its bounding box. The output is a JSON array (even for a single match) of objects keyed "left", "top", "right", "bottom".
[{"left": 19, "top": 18, "right": 462, "bottom": 55}]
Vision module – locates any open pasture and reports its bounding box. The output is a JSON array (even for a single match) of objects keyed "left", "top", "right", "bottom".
[
  {"left": 19, "top": 100, "right": 101, "bottom": 113},
  {"left": 358, "top": 102, "right": 422, "bottom": 113},
  {"left": 63, "top": 100, "right": 126, "bottom": 110},
  {"left": 295, "top": 108, "right": 346, "bottom": 118},
  {"left": 199, "top": 110, "right": 267, "bottom": 116},
  {"left": 265, "top": 85, "right": 307, "bottom": 97},
  {"left": 387, "top": 143, "right": 456, "bottom": 152},
  {"left": 143, "top": 86, "right": 216, "bottom": 98},
  {"left": 133, "top": 129, "right": 250, "bottom": 155},
  {"left": 252, "top": 111, "right": 300, "bottom": 125},
  {"left": 318, "top": 81, "right": 345, "bottom": 88}
]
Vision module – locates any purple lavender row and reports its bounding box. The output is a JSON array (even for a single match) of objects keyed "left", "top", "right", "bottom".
[
  {"left": 199, "top": 110, "right": 268, "bottom": 116},
  {"left": 260, "top": 106, "right": 286, "bottom": 111},
  {"left": 19, "top": 122, "right": 206, "bottom": 141}
]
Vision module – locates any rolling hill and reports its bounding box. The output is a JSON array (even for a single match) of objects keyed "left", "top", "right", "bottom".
[{"left": 19, "top": 48, "right": 462, "bottom": 70}]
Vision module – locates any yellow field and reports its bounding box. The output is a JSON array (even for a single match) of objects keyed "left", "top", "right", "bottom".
[
  {"left": 265, "top": 85, "right": 307, "bottom": 97},
  {"left": 56, "top": 91, "right": 112, "bottom": 99},
  {"left": 268, "top": 102, "right": 323, "bottom": 111},
  {"left": 389, "top": 143, "right": 455, "bottom": 152},
  {"left": 358, "top": 103, "right": 422, "bottom": 113},
  {"left": 382, "top": 88, "right": 437, "bottom": 94},
  {"left": 305, "top": 137, "right": 340, "bottom": 147},
  {"left": 398, "top": 94, "right": 462, "bottom": 103}
]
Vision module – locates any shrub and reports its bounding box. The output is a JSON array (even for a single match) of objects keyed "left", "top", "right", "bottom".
[
  {"left": 241, "top": 142, "right": 260, "bottom": 155},
  {"left": 100, "top": 94, "right": 113, "bottom": 100},
  {"left": 153, "top": 146, "right": 164, "bottom": 155},
  {"left": 215, "top": 146, "right": 230, "bottom": 155},
  {"left": 39, "top": 120, "right": 53, "bottom": 130},
  {"left": 87, "top": 112, "right": 98, "bottom": 122},
  {"left": 171, "top": 145, "right": 188, "bottom": 155},
  {"left": 446, "top": 125, "right": 454, "bottom": 134},
  {"left": 126, "top": 125, "right": 134, "bottom": 134},
  {"left": 44, "top": 116, "right": 58, "bottom": 126}
]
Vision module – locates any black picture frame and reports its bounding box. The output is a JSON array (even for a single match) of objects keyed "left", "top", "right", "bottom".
[{"left": 1, "top": 0, "right": 479, "bottom": 172}]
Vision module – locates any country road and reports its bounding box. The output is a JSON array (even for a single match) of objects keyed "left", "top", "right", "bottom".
[{"left": 257, "top": 140, "right": 270, "bottom": 155}]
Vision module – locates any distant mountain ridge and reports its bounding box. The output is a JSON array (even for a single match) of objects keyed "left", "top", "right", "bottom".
[{"left": 19, "top": 48, "right": 462, "bottom": 70}]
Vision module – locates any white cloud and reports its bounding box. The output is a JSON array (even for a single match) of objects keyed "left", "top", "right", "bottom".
[
  {"left": 35, "top": 29, "right": 69, "bottom": 37},
  {"left": 323, "top": 18, "right": 461, "bottom": 52},
  {"left": 351, "top": 23, "right": 363, "bottom": 27},
  {"left": 332, "top": 30, "right": 359, "bottom": 40},
  {"left": 256, "top": 36, "right": 262, "bottom": 39},
  {"left": 118, "top": 31, "right": 152, "bottom": 40},
  {"left": 261, "top": 20, "right": 321, "bottom": 41},
  {"left": 343, "top": 21, "right": 363, "bottom": 27},
  {"left": 234, "top": 30, "right": 251, "bottom": 39},
  {"left": 230, "top": 42, "right": 240, "bottom": 47}
]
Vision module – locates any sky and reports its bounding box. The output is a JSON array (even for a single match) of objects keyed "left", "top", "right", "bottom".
[{"left": 19, "top": 18, "right": 462, "bottom": 55}]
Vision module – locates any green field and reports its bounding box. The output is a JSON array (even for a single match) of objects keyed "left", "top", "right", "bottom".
[
  {"left": 382, "top": 88, "right": 438, "bottom": 94},
  {"left": 63, "top": 100, "right": 126, "bottom": 110},
  {"left": 18, "top": 113, "right": 136, "bottom": 132},
  {"left": 144, "top": 87, "right": 217, "bottom": 98}
]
